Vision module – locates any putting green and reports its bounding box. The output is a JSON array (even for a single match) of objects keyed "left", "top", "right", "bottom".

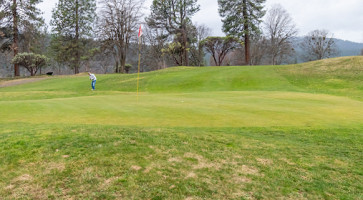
[{"left": 1, "top": 91, "right": 361, "bottom": 128}]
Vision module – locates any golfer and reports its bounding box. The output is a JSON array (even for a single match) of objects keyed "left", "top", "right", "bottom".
[{"left": 88, "top": 72, "right": 97, "bottom": 90}]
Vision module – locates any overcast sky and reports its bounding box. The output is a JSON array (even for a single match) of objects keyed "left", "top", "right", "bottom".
[{"left": 38, "top": 0, "right": 363, "bottom": 43}]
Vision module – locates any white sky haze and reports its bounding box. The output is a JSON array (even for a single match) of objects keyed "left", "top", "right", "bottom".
[{"left": 38, "top": 0, "right": 363, "bottom": 43}]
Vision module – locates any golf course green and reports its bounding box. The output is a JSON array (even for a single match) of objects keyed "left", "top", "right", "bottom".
[{"left": 0, "top": 56, "right": 362, "bottom": 199}]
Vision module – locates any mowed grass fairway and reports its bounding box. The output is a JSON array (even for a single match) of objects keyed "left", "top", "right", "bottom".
[{"left": 0, "top": 57, "right": 362, "bottom": 199}]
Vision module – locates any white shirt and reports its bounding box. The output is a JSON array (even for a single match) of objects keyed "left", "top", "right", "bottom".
[{"left": 89, "top": 73, "right": 97, "bottom": 81}]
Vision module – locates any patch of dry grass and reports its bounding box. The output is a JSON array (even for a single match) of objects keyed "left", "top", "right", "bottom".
[{"left": 0, "top": 125, "right": 362, "bottom": 199}]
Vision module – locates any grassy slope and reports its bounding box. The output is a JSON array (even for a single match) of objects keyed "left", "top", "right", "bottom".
[
  {"left": 0, "top": 56, "right": 362, "bottom": 199},
  {"left": 0, "top": 57, "right": 362, "bottom": 128},
  {"left": 1, "top": 57, "right": 362, "bottom": 99}
]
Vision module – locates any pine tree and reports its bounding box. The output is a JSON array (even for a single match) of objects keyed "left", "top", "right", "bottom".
[
  {"left": 218, "top": 0, "right": 266, "bottom": 65},
  {"left": 51, "top": 0, "right": 96, "bottom": 74},
  {"left": 146, "top": 0, "right": 200, "bottom": 66},
  {"left": 0, "top": 0, "right": 43, "bottom": 76}
]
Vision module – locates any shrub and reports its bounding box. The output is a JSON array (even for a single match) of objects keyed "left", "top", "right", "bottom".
[
  {"left": 125, "top": 64, "right": 132, "bottom": 73},
  {"left": 12, "top": 52, "right": 48, "bottom": 76}
]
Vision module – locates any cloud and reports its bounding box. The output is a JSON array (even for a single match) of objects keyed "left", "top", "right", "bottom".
[
  {"left": 192, "top": 0, "right": 224, "bottom": 36},
  {"left": 265, "top": 0, "right": 363, "bottom": 42}
]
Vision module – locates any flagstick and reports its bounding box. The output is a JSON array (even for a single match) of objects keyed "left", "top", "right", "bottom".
[{"left": 137, "top": 36, "right": 141, "bottom": 101}]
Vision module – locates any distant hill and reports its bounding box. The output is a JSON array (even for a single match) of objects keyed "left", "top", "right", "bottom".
[
  {"left": 292, "top": 37, "right": 363, "bottom": 63},
  {"left": 334, "top": 39, "right": 363, "bottom": 56},
  {"left": 204, "top": 37, "right": 363, "bottom": 65}
]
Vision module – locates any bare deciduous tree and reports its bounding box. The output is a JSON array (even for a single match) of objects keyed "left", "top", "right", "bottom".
[
  {"left": 142, "top": 25, "right": 169, "bottom": 70},
  {"left": 190, "top": 24, "right": 211, "bottom": 66},
  {"left": 300, "top": 29, "right": 338, "bottom": 61},
  {"left": 98, "top": 0, "right": 145, "bottom": 73},
  {"left": 250, "top": 36, "right": 269, "bottom": 65},
  {"left": 264, "top": 4, "right": 298, "bottom": 65},
  {"left": 227, "top": 35, "right": 268, "bottom": 66},
  {"left": 96, "top": 46, "right": 114, "bottom": 74},
  {"left": 200, "top": 36, "right": 241, "bottom": 66}
]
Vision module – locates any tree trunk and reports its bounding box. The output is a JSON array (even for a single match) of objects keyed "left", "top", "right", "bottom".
[
  {"left": 120, "top": 56, "right": 126, "bottom": 73},
  {"left": 120, "top": 47, "right": 126, "bottom": 73},
  {"left": 162, "top": 57, "right": 166, "bottom": 69},
  {"left": 272, "top": 56, "right": 276, "bottom": 65},
  {"left": 115, "top": 60, "right": 119, "bottom": 73},
  {"left": 198, "top": 44, "right": 203, "bottom": 67},
  {"left": 75, "top": 0, "right": 80, "bottom": 74},
  {"left": 243, "top": 0, "right": 250, "bottom": 65},
  {"left": 183, "top": 29, "right": 189, "bottom": 66},
  {"left": 12, "top": 0, "right": 20, "bottom": 76},
  {"left": 212, "top": 54, "right": 218, "bottom": 66}
]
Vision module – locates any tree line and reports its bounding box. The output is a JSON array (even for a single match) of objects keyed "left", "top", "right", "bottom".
[{"left": 0, "top": 0, "right": 342, "bottom": 77}]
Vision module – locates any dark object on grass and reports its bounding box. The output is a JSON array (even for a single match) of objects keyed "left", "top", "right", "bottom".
[{"left": 46, "top": 72, "right": 53, "bottom": 76}]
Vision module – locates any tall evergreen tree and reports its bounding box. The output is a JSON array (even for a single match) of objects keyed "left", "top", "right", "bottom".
[
  {"left": 51, "top": 0, "right": 96, "bottom": 74},
  {"left": 146, "top": 0, "right": 200, "bottom": 66},
  {"left": 218, "top": 0, "right": 266, "bottom": 65},
  {"left": 0, "top": 0, "right": 43, "bottom": 76}
]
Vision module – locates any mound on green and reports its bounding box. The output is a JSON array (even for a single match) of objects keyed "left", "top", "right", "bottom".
[{"left": 0, "top": 56, "right": 362, "bottom": 199}]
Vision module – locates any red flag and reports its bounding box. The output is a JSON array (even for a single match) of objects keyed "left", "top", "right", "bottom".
[{"left": 138, "top": 25, "right": 143, "bottom": 38}]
